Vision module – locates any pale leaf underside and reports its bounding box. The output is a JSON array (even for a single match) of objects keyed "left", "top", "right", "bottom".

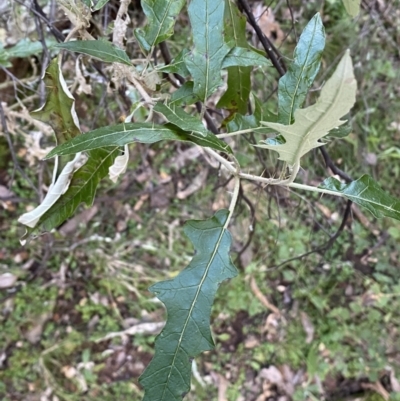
[{"left": 259, "top": 50, "right": 357, "bottom": 167}]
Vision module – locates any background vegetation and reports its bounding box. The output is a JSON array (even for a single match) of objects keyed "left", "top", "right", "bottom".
[{"left": 0, "top": 0, "right": 399, "bottom": 400}]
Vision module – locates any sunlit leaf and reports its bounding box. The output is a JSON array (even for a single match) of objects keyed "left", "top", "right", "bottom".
[
  {"left": 55, "top": 40, "right": 131, "bottom": 65},
  {"left": 278, "top": 13, "right": 325, "bottom": 125},
  {"left": 259, "top": 50, "right": 357, "bottom": 167},
  {"left": 184, "top": 0, "right": 230, "bottom": 103},
  {"left": 320, "top": 175, "right": 400, "bottom": 221},
  {"left": 134, "top": 0, "right": 186, "bottom": 52},
  {"left": 45, "top": 122, "right": 231, "bottom": 159},
  {"left": 140, "top": 210, "right": 238, "bottom": 401}
]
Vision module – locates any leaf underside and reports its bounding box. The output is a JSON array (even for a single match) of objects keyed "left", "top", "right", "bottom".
[
  {"left": 21, "top": 147, "right": 119, "bottom": 238},
  {"left": 259, "top": 50, "right": 357, "bottom": 167},
  {"left": 139, "top": 210, "right": 238, "bottom": 401},
  {"left": 320, "top": 175, "right": 400, "bottom": 221},
  {"left": 55, "top": 40, "right": 132, "bottom": 65},
  {"left": 45, "top": 122, "right": 231, "bottom": 159},
  {"left": 134, "top": 0, "right": 186, "bottom": 52},
  {"left": 184, "top": 0, "right": 230, "bottom": 103}
]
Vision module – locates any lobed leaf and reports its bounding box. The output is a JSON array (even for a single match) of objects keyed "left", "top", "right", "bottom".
[
  {"left": 55, "top": 40, "right": 132, "bottom": 65},
  {"left": 259, "top": 50, "right": 357, "bottom": 167},
  {"left": 157, "top": 49, "right": 190, "bottom": 77},
  {"left": 278, "top": 13, "right": 325, "bottom": 125},
  {"left": 31, "top": 59, "right": 81, "bottom": 145},
  {"left": 20, "top": 147, "right": 119, "bottom": 239},
  {"left": 134, "top": 0, "right": 186, "bottom": 52},
  {"left": 139, "top": 210, "right": 238, "bottom": 401},
  {"left": 45, "top": 122, "right": 231, "bottom": 159},
  {"left": 320, "top": 175, "right": 400, "bottom": 221},
  {"left": 184, "top": 0, "right": 231, "bottom": 103}
]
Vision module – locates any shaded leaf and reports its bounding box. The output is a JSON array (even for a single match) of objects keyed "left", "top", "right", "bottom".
[
  {"left": 45, "top": 122, "right": 231, "bottom": 159},
  {"left": 139, "top": 210, "right": 238, "bottom": 401},
  {"left": 319, "top": 175, "right": 400, "bottom": 221},
  {"left": 55, "top": 40, "right": 131, "bottom": 65},
  {"left": 134, "top": 0, "right": 186, "bottom": 52},
  {"left": 217, "top": 0, "right": 251, "bottom": 114},
  {"left": 342, "top": 0, "right": 361, "bottom": 17},
  {"left": 259, "top": 50, "right": 356, "bottom": 167},
  {"left": 18, "top": 153, "right": 83, "bottom": 228},
  {"left": 31, "top": 59, "right": 81, "bottom": 145},
  {"left": 21, "top": 147, "right": 119, "bottom": 239},
  {"left": 92, "top": 0, "right": 110, "bottom": 11},
  {"left": 157, "top": 49, "right": 190, "bottom": 77},
  {"left": 184, "top": 0, "right": 231, "bottom": 103},
  {"left": 327, "top": 124, "right": 352, "bottom": 139},
  {"left": 170, "top": 82, "right": 198, "bottom": 106},
  {"left": 278, "top": 13, "right": 325, "bottom": 125},
  {"left": 0, "top": 39, "right": 57, "bottom": 66},
  {"left": 221, "top": 46, "right": 271, "bottom": 68}
]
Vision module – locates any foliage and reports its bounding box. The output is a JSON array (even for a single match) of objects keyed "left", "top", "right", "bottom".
[{"left": 0, "top": 0, "right": 398, "bottom": 400}]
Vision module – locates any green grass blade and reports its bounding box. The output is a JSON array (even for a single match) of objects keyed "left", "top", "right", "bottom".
[
  {"left": 55, "top": 40, "right": 131, "bottom": 65},
  {"left": 278, "top": 13, "right": 325, "bottom": 125},
  {"left": 320, "top": 175, "right": 400, "bottom": 221},
  {"left": 139, "top": 210, "right": 238, "bottom": 401},
  {"left": 184, "top": 0, "right": 230, "bottom": 103},
  {"left": 134, "top": 0, "right": 186, "bottom": 52}
]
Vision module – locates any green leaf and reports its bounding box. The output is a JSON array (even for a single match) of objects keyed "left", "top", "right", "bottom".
[
  {"left": 221, "top": 47, "right": 271, "bottom": 68},
  {"left": 319, "top": 175, "right": 400, "bottom": 221},
  {"left": 170, "top": 82, "right": 197, "bottom": 106},
  {"left": 342, "top": 0, "right": 361, "bottom": 17},
  {"left": 20, "top": 147, "right": 119, "bottom": 237},
  {"left": 217, "top": 0, "right": 251, "bottom": 114},
  {"left": 139, "top": 210, "right": 238, "bottom": 401},
  {"left": 259, "top": 50, "right": 356, "bottom": 167},
  {"left": 327, "top": 124, "right": 352, "bottom": 139},
  {"left": 92, "top": 0, "right": 110, "bottom": 11},
  {"left": 184, "top": 0, "right": 231, "bottom": 103},
  {"left": 134, "top": 0, "right": 186, "bottom": 52},
  {"left": 157, "top": 49, "right": 190, "bottom": 77},
  {"left": 45, "top": 122, "right": 231, "bottom": 159},
  {"left": 153, "top": 102, "right": 232, "bottom": 153},
  {"left": 55, "top": 40, "right": 131, "bottom": 65},
  {"left": 0, "top": 38, "right": 57, "bottom": 63},
  {"left": 278, "top": 13, "right": 325, "bottom": 125},
  {"left": 31, "top": 59, "right": 81, "bottom": 145}
]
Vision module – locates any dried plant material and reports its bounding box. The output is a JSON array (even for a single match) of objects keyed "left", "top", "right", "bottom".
[
  {"left": 177, "top": 168, "right": 208, "bottom": 199},
  {"left": 300, "top": 311, "right": 315, "bottom": 344},
  {"left": 109, "top": 145, "right": 129, "bottom": 183},
  {"left": 250, "top": 276, "right": 281, "bottom": 315},
  {"left": 251, "top": 3, "right": 284, "bottom": 44},
  {"left": 0, "top": 273, "right": 17, "bottom": 289}
]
